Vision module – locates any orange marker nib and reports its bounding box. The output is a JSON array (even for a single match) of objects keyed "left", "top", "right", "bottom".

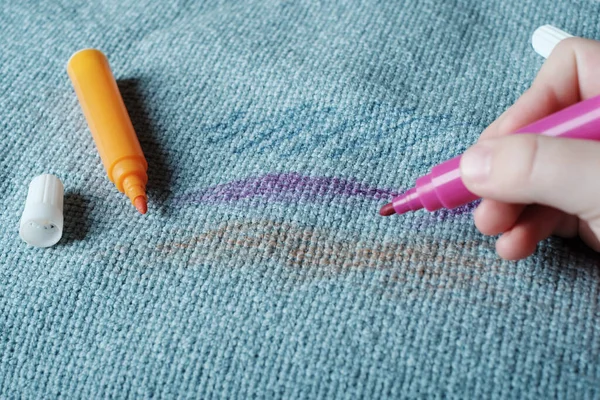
[
  {"left": 379, "top": 202, "right": 396, "bottom": 216},
  {"left": 134, "top": 196, "right": 148, "bottom": 214}
]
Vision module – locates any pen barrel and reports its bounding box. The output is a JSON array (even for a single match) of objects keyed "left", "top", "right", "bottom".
[
  {"left": 67, "top": 49, "right": 148, "bottom": 194},
  {"left": 418, "top": 94, "right": 600, "bottom": 211},
  {"left": 513, "top": 94, "right": 600, "bottom": 139}
]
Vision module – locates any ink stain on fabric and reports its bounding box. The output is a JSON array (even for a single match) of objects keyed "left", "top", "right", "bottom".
[{"left": 174, "top": 173, "right": 400, "bottom": 205}]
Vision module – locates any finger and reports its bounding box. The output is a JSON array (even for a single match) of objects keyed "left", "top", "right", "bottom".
[
  {"left": 480, "top": 37, "right": 600, "bottom": 141},
  {"left": 460, "top": 135, "right": 600, "bottom": 221},
  {"left": 495, "top": 205, "right": 564, "bottom": 260},
  {"left": 577, "top": 221, "right": 600, "bottom": 252},
  {"left": 552, "top": 213, "right": 579, "bottom": 238},
  {"left": 473, "top": 198, "right": 524, "bottom": 236},
  {"left": 474, "top": 38, "right": 600, "bottom": 233}
]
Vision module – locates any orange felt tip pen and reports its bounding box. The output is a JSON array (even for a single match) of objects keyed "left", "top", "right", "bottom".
[{"left": 67, "top": 48, "right": 148, "bottom": 214}]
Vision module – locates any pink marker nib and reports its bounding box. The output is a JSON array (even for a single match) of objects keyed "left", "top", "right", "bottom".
[
  {"left": 134, "top": 196, "right": 148, "bottom": 214},
  {"left": 379, "top": 202, "right": 396, "bottom": 216}
]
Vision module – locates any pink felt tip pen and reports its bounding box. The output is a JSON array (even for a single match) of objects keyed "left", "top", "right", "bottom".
[{"left": 380, "top": 94, "right": 600, "bottom": 217}]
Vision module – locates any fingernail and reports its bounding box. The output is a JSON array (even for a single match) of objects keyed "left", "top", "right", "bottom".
[{"left": 461, "top": 144, "right": 492, "bottom": 182}]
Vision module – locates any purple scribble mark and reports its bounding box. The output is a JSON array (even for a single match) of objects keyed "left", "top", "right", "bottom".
[
  {"left": 174, "top": 173, "right": 400, "bottom": 205},
  {"left": 173, "top": 172, "right": 478, "bottom": 225},
  {"left": 435, "top": 200, "right": 480, "bottom": 220}
]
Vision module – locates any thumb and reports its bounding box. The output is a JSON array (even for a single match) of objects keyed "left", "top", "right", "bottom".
[{"left": 460, "top": 134, "right": 600, "bottom": 221}]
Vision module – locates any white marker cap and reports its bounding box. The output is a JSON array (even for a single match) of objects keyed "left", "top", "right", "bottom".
[
  {"left": 19, "top": 174, "right": 64, "bottom": 247},
  {"left": 532, "top": 25, "right": 574, "bottom": 59}
]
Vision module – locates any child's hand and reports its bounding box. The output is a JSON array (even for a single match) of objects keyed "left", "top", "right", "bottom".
[{"left": 460, "top": 37, "right": 600, "bottom": 260}]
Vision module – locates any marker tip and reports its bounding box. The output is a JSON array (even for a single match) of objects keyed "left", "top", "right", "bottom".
[
  {"left": 379, "top": 202, "right": 396, "bottom": 216},
  {"left": 134, "top": 196, "right": 147, "bottom": 214}
]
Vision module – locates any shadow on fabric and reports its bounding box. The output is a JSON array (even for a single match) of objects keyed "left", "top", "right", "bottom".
[{"left": 118, "top": 78, "right": 174, "bottom": 217}]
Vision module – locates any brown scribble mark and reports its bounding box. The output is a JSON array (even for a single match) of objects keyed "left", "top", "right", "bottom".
[
  {"left": 152, "top": 219, "right": 600, "bottom": 311},
  {"left": 155, "top": 219, "right": 498, "bottom": 283}
]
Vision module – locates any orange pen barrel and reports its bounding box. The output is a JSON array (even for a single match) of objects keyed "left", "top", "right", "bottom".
[{"left": 67, "top": 49, "right": 148, "bottom": 214}]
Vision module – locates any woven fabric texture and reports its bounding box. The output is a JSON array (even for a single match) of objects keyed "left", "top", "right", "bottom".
[{"left": 1, "top": 1, "right": 600, "bottom": 398}]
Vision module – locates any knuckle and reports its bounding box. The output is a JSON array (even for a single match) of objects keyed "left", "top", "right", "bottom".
[
  {"left": 495, "top": 105, "right": 521, "bottom": 136},
  {"left": 499, "top": 135, "right": 541, "bottom": 189},
  {"left": 521, "top": 135, "right": 542, "bottom": 185},
  {"left": 552, "top": 36, "right": 581, "bottom": 57}
]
